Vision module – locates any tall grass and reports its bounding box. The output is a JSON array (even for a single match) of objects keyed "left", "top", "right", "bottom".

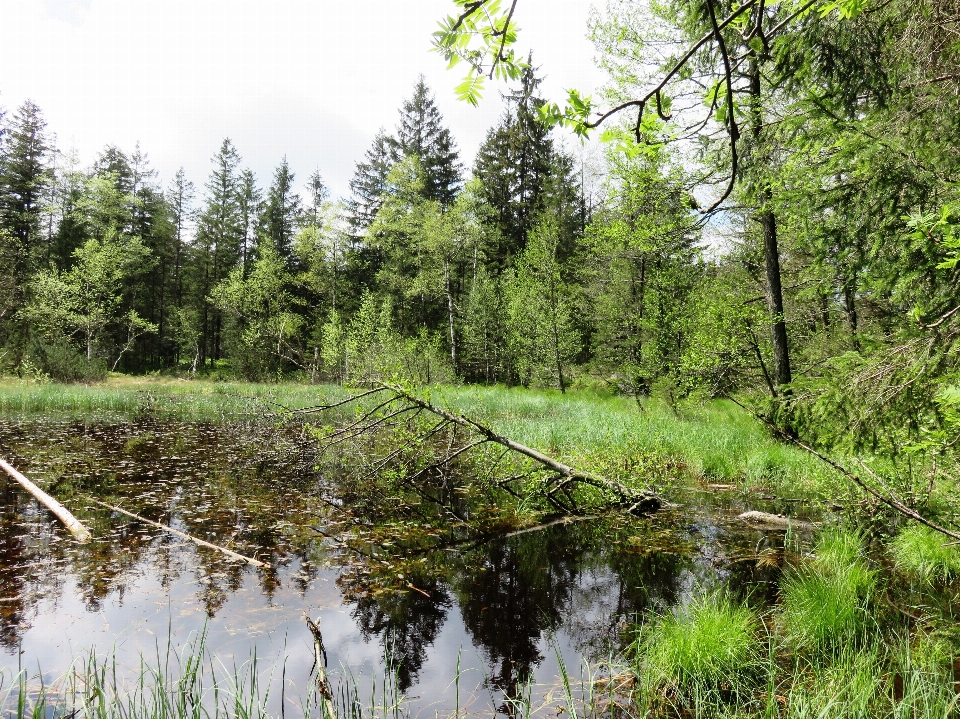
[
  {"left": 889, "top": 523, "right": 960, "bottom": 584},
  {"left": 779, "top": 528, "right": 878, "bottom": 653}
]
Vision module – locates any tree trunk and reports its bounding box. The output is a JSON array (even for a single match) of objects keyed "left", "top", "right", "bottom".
[
  {"left": 445, "top": 260, "right": 457, "bottom": 371},
  {"left": 750, "top": 59, "right": 791, "bottom": 390}
]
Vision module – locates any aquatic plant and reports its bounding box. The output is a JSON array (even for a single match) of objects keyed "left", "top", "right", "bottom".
[
  {"left": 779, "top": 528, "right": 877, "bottom": 653},
  {"left": 889, "top": 523, "right": 960, "bottom": 584}
]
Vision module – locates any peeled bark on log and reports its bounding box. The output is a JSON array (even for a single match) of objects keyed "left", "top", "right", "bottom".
[
  {"left": 738, "top": 510, "right": 817, "bottom": 531},
  {"left": 0, "top": 457, "right": 92, "bottom": 543}
]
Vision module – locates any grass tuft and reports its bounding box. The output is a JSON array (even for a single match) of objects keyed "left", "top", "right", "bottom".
[
  {"left": 889, "top": 523, "right": 960, "bottom": 584},
  {"left": 779, "top": 528, "right": 877, "bottom": 653},
  {"left": 636, "top": 590, "right": 760, "bottom": 704}
]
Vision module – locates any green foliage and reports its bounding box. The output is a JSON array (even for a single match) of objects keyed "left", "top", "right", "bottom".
[
  {"left": 779, "top": 529, "right": 877, "bottom": 653},
  {"left": 890, "top": 524, "right": 960, "bottom": 584},
  {"left": 24, "top": 237, "right": 155, "bottom": 373},
  {"left": 505, "top": 218, "right": 580, "bottom": 391},
  {"left": 636, "top": 591, "right": 760, "bottom": 701}
]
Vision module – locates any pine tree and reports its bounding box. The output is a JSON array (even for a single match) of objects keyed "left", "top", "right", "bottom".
[
  {"left": 261, "top": 157, "right": 302, "bottom": 266},
  {"left": 347, "top": 129, "right": 393, "bottom": 234},
  {"left": 389, "top": 76, "right": 462, "bottom": 206}
]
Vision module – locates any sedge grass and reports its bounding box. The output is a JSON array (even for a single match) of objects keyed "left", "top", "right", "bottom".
[
  {"left": 779, "top": 528, "right": 878, "bottom": 654},
  {"left": 634, "top": 590, "right": 761, "bottom": 710},
  {"left": 889, "top": 523, "right": 960, "bottom": 584}
]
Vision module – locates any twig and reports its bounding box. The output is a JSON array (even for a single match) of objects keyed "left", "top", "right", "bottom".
[{"left": 87, "top": 498, "right": 270, "bottom": 568}]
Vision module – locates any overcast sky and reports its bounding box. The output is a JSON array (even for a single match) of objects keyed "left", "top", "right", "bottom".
[{"left": 0, "top": 0, "right": 604, "bottom": 201}]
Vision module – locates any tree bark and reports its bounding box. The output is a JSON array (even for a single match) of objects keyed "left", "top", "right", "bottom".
[
  {"left": 749, "top": 59, "right": 791, "bottom": 389},
  {"left": 0, "top": 458, "right": 91, "bottom": 543}
]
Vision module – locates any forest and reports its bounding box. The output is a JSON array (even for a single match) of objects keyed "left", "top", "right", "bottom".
[{"left": 1, "top": 0, "right": 960, "bottom": 716}]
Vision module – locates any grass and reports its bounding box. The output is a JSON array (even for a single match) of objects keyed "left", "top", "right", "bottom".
[
  {"left": 634, "top": 590, "right": 761, "bottom": 705},
  {"left": 779, "top": 528, "right": 878, "bottom": 653},
  {"left": 0, "top": 377, "right": 835, "bottom": 499},
  {"left": 889, "top": 523, "right": 960, "bottom": 584}
]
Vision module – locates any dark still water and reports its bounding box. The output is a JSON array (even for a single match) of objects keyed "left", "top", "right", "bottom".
[{"left": 0, "top": 419, "right": 807, "bottom": 716}]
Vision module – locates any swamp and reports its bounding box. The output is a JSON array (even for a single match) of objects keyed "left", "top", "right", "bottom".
[
  {"left": 1, "top": 379, "right": 959, "bottom": 718},
  {"left": 2, "top": 0, "right": 960, "bottom": 715}
]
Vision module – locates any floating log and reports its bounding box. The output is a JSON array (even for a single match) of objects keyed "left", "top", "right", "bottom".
[
  {"left": 738, "top": 510, "right": 818, "bottom": 531},
  {"left": 0, "top": 457, "right": 92, "bottom": 543},
  {"left": 88, "top": 499, "right": 269, "bottom": 569}
]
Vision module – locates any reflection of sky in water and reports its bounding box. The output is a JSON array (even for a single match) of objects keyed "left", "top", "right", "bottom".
[{"left": 0, "top": 419, "right": 804, "bottom": 715}]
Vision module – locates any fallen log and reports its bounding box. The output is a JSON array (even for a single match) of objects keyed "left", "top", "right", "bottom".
[
  {"left": 88, "top": 498, "right": 269, "bottom": 569},
  {"left": 0, "top": 457, "right": 91, "bottom": 543},
  {"left": 381, "top": 384, "right": 664, "bottom": 514},
  {"left": 738, "top": 510, "right": 818, "bottom": 531}
]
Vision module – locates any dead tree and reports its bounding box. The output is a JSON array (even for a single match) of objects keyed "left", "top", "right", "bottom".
[{"left": 291, "top": 383, "right": 663, "bottom": 517}]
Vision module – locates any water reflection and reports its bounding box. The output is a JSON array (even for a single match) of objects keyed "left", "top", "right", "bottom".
[{"left": 0, "top": 418, "right": 809, "bottom": 714}]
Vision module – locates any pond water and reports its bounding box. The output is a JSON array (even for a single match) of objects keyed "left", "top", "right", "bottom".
[{"left": 0, "top": 419, "right": 819, "bottom": 716}]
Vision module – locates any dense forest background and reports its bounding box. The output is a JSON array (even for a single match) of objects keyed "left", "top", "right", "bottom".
[{"left": 0, "top": 0, "right": 958, "bottom": 456}]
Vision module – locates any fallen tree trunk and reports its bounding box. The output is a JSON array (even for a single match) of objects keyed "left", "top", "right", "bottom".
[
  {"left": 0, "top": 457, "right": 92, "bottom": 543},
  {"left": 738, "top": 510, "right": 818, "bottom": 531},
  {"left": 88, "top": 498, "right": 269, "bottom": 569},
  {"left": 382, "top": 383, "right": 664, "bottom": 514}
]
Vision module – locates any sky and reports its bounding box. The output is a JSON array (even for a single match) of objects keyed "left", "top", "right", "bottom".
[{"left": 0, "top": 0, "right": 606, "bottom": 202}]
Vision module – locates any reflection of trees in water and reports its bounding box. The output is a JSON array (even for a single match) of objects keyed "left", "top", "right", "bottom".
[
  {"left": 344, "top": 570, "right": 451, "bottom": 692},
  {"left": 0, "top": 419, "right": 326, "bottom": 636},
  {"left": 452, "top": 522, "right": 687, "bottom": 704},
  {"left": 452, "top": 526, "right": 586, "bottom": 699}
]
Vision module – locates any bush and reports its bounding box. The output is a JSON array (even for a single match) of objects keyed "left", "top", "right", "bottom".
[{"left": 22, "top": 337, "right": 107, "bottom": 383}]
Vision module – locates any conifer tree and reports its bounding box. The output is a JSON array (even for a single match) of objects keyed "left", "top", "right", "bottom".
[
  {"left": 237, "top": 169, "right": 261, "bottom": 279},
  {"left": 305, "top": 169, "right": 329, "bottom": 227},
  {"left": 389, "top": 76, "right": 462, "bottom": 206},
  {"left": 473, "top": 63, "right": 555, "bottom": 266},
  {"left": 0, "top": 100, "right": 52, "bottom": 277},
  {"left": 262, "top": 157, "right": 302, "bottom": 266},
  {"left": 347, "top": 129, "right": 393, "bottom": 233},
  {"left": 192, "top": 138, "right": 243, "bottom": 366}
]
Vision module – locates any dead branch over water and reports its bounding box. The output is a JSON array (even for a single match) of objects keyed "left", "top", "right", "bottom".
[{"left": 295, "top": 383, "right": 663, "bottom": 516}]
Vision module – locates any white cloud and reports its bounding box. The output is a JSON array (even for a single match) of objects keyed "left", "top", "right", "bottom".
[{"left": 1, "top": 0, "right": 603, "bottom": 200}]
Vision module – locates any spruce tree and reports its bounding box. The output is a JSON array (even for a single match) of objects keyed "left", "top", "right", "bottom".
[
  {"left": 192, "top": 138, "right": 243, "bottom": 366},
  {"left": 0, "top": 100, "right": 52, "bottom": 276},
  {"left": 261, "top": 157, "right": 302, "bottom": 266},
  {"left": 473, "top": 63, "right": 555, "bottom": 267},
  {"left": 347, "top": 128, "right": 393, "bottom": 234},
  {"left": 389, "top": 76, "right": 462, "bottom": 206},
  {"left": 305, "top": 169, "right": 329, "bottom": 227},
  {"left": 237, "top": 168, "right": 261, "bottom": 279}
]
